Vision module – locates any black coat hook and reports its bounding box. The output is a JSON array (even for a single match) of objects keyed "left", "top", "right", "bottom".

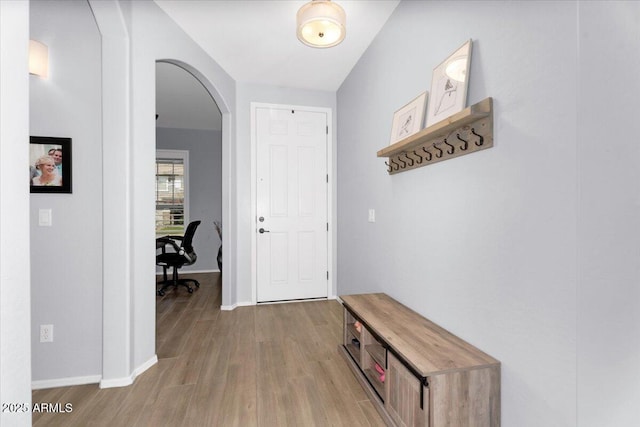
[
  {"left": 421, "top": 146, "right": 432, "bottom": 161},
  {"left": 456, "top": 133, "right": 468, "bottom": 151},
  {"left": 404, "top": 153, "right": 414, "bottom": 167},
  {"left": 413, "top": 150, "right": 423, "bottom": 164},
  {"left": 443, "top": 138, "right": 454, "bottom": 155},
  {"left": 391, "top": 159, "right": 399, "bottom": 171},
  {"left": 398, "top": 156, "right": 407, "bottom": 168},
  {"left": 471, "top": 128, "right": 484, "bottom": 146},
  {"left": 384, "top": 161, "right": 392, "bottom": 173},
  {"left": 433, "top": 142, "right": 443, "bottom": 158}
]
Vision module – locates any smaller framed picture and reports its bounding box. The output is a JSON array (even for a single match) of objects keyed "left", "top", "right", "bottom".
[
  {"left": 426, "top": 39, "right": 473, "bottom": 126},
  {"left": 389, "top": 91, "right": 428, "bottom": 145},
  {"left": 29, "top": 136, "right": 72, "bottom": 194}
]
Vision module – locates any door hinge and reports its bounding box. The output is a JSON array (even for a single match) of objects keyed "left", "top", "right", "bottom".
[
  {"left": 327, "top": 222, "right": 329, "bottom": 231},
  {"left": 326, "top": 174, "right": 329, "bottom": 183},
  {"left": 326, "top": 125, "right": 328, "bottom": 134},
  {"left": 327, "top": 271, "right": 329, "bottom": 280}
]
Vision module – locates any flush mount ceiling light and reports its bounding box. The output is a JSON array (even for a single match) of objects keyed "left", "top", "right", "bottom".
[{"left": 297, "top": 0, "right": 346, "bottom": 48}]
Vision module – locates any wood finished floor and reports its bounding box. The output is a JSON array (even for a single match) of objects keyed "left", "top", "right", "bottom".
[{"left": 32, "top": 273, "right": 384, "bottom": 426}]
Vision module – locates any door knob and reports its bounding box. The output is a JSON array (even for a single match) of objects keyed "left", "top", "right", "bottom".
[
  {"left": 259, "top": 228, "right": 270, "bottom": 234},
  {"left": 258, "top": 216, "right": 265, "bottom": 222}
]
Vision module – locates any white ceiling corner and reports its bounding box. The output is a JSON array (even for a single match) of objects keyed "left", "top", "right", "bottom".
[
  {"left": 154, "top": 0, "right": 400, "bottom": 131},
  {"left": 155, "top": 0, "right": 400, "bottom": 91}
]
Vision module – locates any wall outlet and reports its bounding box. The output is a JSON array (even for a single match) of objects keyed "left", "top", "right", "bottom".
[{"left": 40, "top": 324, "right": 53, "bottom": 343}]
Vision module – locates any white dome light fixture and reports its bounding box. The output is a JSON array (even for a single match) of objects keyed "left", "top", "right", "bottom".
[{"left": 297, "top": 0, "right": 346, "bottom": 48}]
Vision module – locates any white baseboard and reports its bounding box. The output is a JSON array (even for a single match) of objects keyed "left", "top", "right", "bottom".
[
  {"left": 133, "top": 354, "right": 158, "bottom": 378},
  {"left": 99, "top": 375, "right": 133, "bottom": 389},
  {"left": 99, "top": 354, "right": 158, "bottom": 389},
  {"left": 220, "top": 295, "right": 342, "bottom": 311},
  {"left": 31, "top": 355, "right": 159, "bottom": 390},
  {"left": 220, "top": 301, "right": 254, "bottom": 311},
  {"left": 32, "top": 374, "right": 101, "bottom": 390}
]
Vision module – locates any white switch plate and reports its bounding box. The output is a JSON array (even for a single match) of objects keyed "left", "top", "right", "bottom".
[
  {"left": 38, "top": 209, "right": 52, "bottom": 226},
  {"left": 368, "top": 209, "right": 376, "bottom": 223}
]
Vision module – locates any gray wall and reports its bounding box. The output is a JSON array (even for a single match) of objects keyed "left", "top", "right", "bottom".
[
  {"left": 156, "top": 127, "right": 222, "bottom": 272},
  {"left": 30, "top": 0, "right": 103, "bottom": 383},
  {"left": 338, "top": 1, "right": 640, "bottom": 425},
  {"left": 577, "top": 2, "right": 640, "bottom": 426},
  {"left": 29, "top": 0, "right": 236, "bottom": 387}
]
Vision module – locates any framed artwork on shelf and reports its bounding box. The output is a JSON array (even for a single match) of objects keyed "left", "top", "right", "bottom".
[
  {"left": 389, "top": 91, "right": 428, "bottom": 145},
  {"left": 29, "top": 136, "right": 72, "bottom": 194},
  {"left": 426, "top": 39, "right": 473, "bottom": 126}
]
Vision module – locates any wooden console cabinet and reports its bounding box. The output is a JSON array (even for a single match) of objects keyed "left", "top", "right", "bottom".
[{"left": 339, "top": 293, "right": 500, "bottom": 427}]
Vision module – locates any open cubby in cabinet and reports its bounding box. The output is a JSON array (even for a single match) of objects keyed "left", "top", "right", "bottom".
[
  {"left": 344, "top": 309, "right": 387, "bottom": 400},
  {"left": 339, "top": 293, "right": 500, "bottom": 427},
  {"left": 378, "top": 97, "right": 494, "bottom": 174}
]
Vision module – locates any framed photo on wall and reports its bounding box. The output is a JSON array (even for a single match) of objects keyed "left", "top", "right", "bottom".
[
  {"left": 389, "top": 91, "right": 428, "bottom": 145},
  {"left": 426, "top": 39, "right": 473, "bottom": 126},
  {"left": 29, "top": 136, "right": 72, "bottom": 194}
]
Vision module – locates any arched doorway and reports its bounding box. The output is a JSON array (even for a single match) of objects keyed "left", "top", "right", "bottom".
[
  {"left": 155, "top": 61, "right": 223, "bottom": 278},
  {"left": 154, "top": 59, "right": 233, "bottom": 312}
]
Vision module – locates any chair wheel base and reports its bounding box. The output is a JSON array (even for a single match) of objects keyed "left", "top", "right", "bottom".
[{"left": 156, "top": 279, "right": 197, "bottom": 296}]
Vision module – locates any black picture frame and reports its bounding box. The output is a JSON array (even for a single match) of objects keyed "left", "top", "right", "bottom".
[{"left": 29, "top": 136, "right": 72, "bottom": 194}]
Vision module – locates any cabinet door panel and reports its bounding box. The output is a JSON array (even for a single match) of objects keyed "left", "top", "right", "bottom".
[
  {"left": 386, "top": 352, "right": 428, "bottom": 427},
  {"left": 430, "top": 368, "right": 500, "bottom": 427}
]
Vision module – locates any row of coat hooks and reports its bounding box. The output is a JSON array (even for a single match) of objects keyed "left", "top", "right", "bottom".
[
  {"left": 378, "top": 97, "right": 494, "bottom": 175},
  {"left": 384, "top": 125, "right": 490, "bottom": 173}
]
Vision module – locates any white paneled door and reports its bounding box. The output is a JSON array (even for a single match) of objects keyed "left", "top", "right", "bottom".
[{"left": 256, "top": 107, "right": 328, "bottom": 302}]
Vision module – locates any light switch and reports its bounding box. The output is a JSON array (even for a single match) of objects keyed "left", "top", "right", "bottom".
[
  {"left": 368, "top": 209, "right": 376, "bottom": 223},
  {"left": 39, "top": 209, "right": 52, "bottom": 226}
]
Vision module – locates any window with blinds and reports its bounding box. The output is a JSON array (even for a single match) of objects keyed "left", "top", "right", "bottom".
[{"left": 155, "top": 153, "right": 187, "bottom": 236}]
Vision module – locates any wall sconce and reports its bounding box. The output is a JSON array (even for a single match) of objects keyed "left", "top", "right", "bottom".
[
  {"left": 29, "top": 40, "right": 49, "bottom": 78},
  {"left": 296, "top": 0, "right": 346, "bottom": 48}
]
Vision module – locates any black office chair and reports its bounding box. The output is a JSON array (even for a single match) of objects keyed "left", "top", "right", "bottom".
[{"left": 156, "top": 220, "right": 201, "bottom": 296}]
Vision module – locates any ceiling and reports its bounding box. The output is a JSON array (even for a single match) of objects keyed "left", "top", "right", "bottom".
[{"left": 155, "top": 0, "right": 400, "bottom": 131}]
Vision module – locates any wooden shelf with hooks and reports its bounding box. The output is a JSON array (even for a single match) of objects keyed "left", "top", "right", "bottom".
[{"left": 377, "top": 97, "right": 493, "bottom": 174}]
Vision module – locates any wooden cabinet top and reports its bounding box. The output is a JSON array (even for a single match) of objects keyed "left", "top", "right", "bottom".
[{"left": 341, "top": 293, "right": 499, "bottom": 377}]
